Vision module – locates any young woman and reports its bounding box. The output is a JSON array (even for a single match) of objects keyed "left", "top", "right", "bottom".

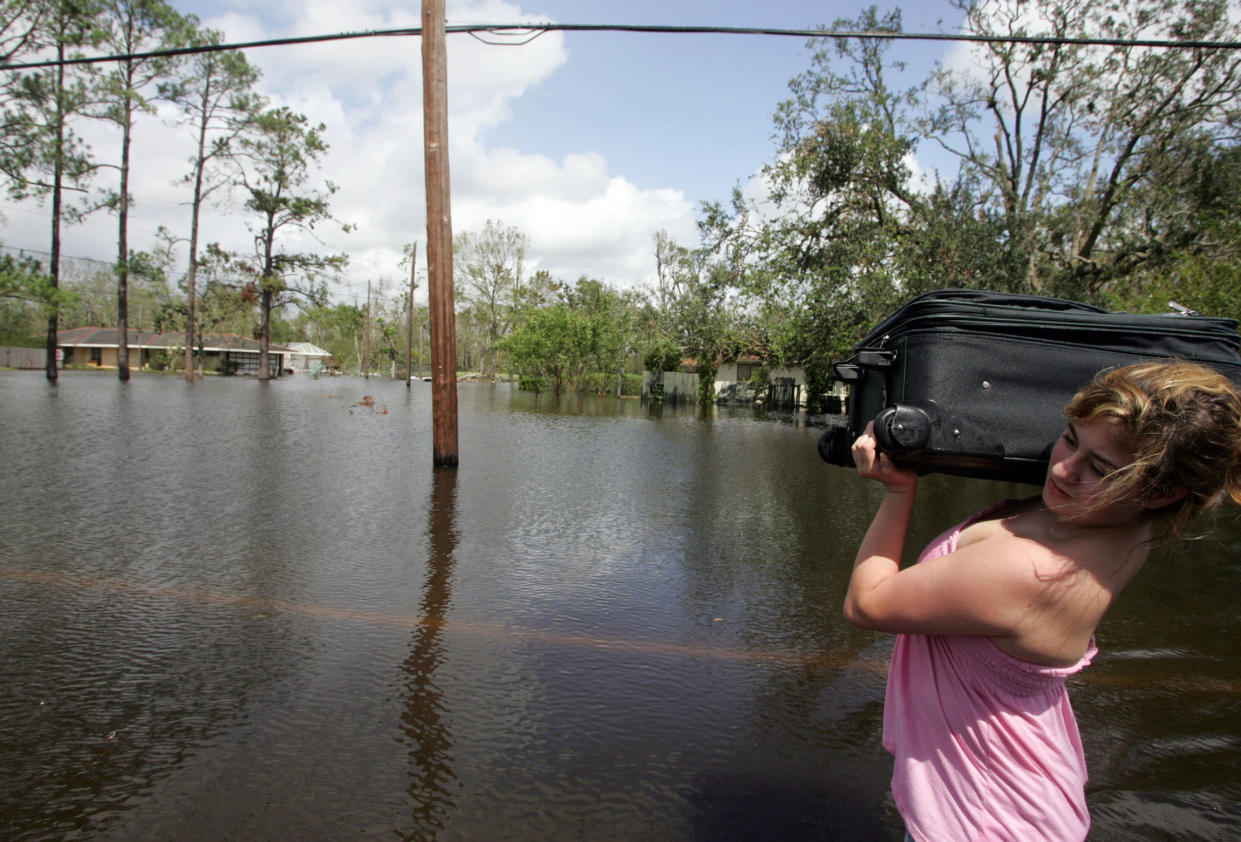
[{"left": 844, "top": 360, "right": 1241, "bottom": 842}]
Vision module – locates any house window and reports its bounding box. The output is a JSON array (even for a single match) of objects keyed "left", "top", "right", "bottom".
[
  {"left": 227, "top": 352, "right": 259, "bottom": 374},
  {"left": 223, "top": 351, "right": 282, "bottom": 376},
  {"left": 736, "top": 363, "right": 756, "bottom": 381}
]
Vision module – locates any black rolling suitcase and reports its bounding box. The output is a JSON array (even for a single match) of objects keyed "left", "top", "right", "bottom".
[{"left": 817, "top": 289, "right": 1241, "bottom": 484}]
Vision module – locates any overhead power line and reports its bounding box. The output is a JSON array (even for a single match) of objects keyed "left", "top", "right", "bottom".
[{"left": 1, "top": 22, "right": 1239, "bottom": 71}]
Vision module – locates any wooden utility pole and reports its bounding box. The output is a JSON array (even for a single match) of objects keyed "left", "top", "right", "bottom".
[
  {"left": 364, "top": 279, "right": 372, "bottom": 380},
  {"left": 407, "top": 241, "right": 417, "bottom": 388},
  {"left": 423, "top": 0, "right": 458, "bottom": 466}
]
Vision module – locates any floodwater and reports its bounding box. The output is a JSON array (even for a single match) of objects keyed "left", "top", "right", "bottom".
[{"left": 1, "top": 370, "right": 1238, "bottom": 841}]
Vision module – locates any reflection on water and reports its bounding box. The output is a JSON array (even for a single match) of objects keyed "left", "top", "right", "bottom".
[
  {"left": 400, "top": 467, "right": 461, "bottom": 840},
  {"left": 0, "top": 371, "right": 1239, "bottom": 841}
]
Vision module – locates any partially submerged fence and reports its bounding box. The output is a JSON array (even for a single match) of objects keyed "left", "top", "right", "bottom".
[
  {"left": 767, "top": 377, "right": 801, "bottom": 408},
  {"left": 1, "top": 347, "right": 45, "bottom": 369},
  {"left": 642, "top": 370, "right": 699, "bottom": 404}
]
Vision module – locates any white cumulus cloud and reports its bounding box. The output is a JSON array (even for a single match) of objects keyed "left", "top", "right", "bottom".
[{"left": 0, "top": 0, "right": 701, "bottom": 307}]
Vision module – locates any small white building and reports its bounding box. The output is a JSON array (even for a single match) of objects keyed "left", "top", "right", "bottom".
[{"left": 285, "top": 342, "right": 334, "bottom": 375}]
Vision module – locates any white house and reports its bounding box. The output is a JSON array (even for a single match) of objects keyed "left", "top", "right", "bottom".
[{"left": 714, "top": 354, "right": 809, "bottom": 408}]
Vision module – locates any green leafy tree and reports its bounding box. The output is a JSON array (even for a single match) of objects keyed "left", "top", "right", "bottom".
[
  {"left": 292, "top": 302, "right": 364, "bottom": 371},
  {"left": 495, "top": 302, "right": 590, "bottom": 395},
  {"left": 0, "top": 251, "right": 72, "bottom": 345},
  {"left": 232, "top": 105, "right": 349, "bottom": 380},
  {"left": 698, "top": 7, "right": 923, "bottom": 404},
  {"left": 0, "top": 253, "right": 45, "bottom": 342},
  {"left": 3, "top": 0, "right": 103, "bottom": 380},
  {"left": 675, "top": 262, "right": 741, "bottom": 404},
  {"left": 640, "top": 229, "right": 744, "bottom": 402},
  {"left": 896, "top": 176, "right": 1023, "bottom": 294},
  {"left": 0, "top": 251, "right": 45, "bottom": 301},
  {"left": 359, "top": 276, "right": 417, "bottom": 378},
  {"left": 394, "top": 241, "right": 427, "bottom": 380},
  {"left": 563, "top": 276, "right": 638, "bottom": 396},
  {"left": 642, "top": 340, "right": 681, "bottom": 374},
  {"left": 192, "top": 276, "right": 271, "bottom": 375}
]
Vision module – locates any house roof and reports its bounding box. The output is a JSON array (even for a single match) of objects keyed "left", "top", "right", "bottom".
[
  {"left": 285, "top": 341, "right": 332, "bottom": 358},
  {"left": 57, "top": 327, "right": 291, "bottom": 354}
]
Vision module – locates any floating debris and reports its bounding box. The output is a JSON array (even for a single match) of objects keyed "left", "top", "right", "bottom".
[{"left": 352, "top": 394, "right": 389, "bottom": 415}]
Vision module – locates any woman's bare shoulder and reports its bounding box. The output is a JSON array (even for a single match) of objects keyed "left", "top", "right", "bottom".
[
  {"left": 956, "top": 497, "right": 1050, "bottom": 551},
  {"left": 962, "top": 500, "right": 1145, "bottom": 599},
  {"left": 862, "top": 520, "right": 1071, "bottom": 638}
]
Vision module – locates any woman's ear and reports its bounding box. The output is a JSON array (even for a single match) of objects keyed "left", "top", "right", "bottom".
[{"left": 1144, "top": 487, "right": 1189, "bottom": 511}]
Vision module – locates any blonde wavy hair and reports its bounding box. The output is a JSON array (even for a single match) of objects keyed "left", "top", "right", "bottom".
[{"left": 1063, "top": 360, "right": 1241, "bottom": 541}]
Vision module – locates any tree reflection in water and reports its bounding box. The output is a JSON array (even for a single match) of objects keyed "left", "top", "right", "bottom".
[{"left": 398, "top": 466, "right": 461, "bottom": 841}]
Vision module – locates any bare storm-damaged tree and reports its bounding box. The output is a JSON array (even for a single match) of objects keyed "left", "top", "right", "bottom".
[
  {"left": 926, "top": 0, "right": 1241, "bottom": 298},
  {"left": 698, "top": 0, "right": 1241, "bottom": 408},
  {"left": 160, "top": 23, "right": 261, "bottom": 379},
  {"left": 93, "top": 0, "right": 191, "bottom": 380},
  {"left": 454, "top": 219, "right": 530, "bottom": 381}
]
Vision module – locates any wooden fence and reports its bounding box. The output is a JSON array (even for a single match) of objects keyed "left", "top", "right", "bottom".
[
  {"left": 641, "top": 371, "right": 699, "bottom": 404},
  {"left": 1, "top": 346, "right": 46, "bottom": 369}
]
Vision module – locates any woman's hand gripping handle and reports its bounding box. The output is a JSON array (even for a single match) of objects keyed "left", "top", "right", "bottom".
[{"left": 851, "top": 421, "right": 918, "bottom": 495}]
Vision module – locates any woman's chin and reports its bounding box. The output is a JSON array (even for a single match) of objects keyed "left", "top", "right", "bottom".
[{"left": 1042, "top": 480, "right": 1071, "bottom": 510}]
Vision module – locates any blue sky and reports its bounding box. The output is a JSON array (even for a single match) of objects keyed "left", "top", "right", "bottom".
[
  {"left": 482, "top": 1, "right": 960, "bottom": 204},
  {"left": 2, "top": 1, "right": 965, "bottom": 305}
]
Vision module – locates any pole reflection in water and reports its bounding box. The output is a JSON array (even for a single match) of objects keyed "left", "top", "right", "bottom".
[{"left": 399, "top": 466, "right": 461, "bottom": 841}]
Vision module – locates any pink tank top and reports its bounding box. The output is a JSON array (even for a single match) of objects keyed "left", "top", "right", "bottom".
[{"left": 883, "top": 507, "right": 1096, "bottom": 842}]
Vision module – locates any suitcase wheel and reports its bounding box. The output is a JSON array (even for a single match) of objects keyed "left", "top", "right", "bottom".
[{"left": 874, "top": 404, "right": 933, "bottom": 455}]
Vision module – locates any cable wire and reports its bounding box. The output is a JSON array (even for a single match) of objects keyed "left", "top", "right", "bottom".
[{"left": 1, "top": 22, "right": 1238, "bottom": 72}]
